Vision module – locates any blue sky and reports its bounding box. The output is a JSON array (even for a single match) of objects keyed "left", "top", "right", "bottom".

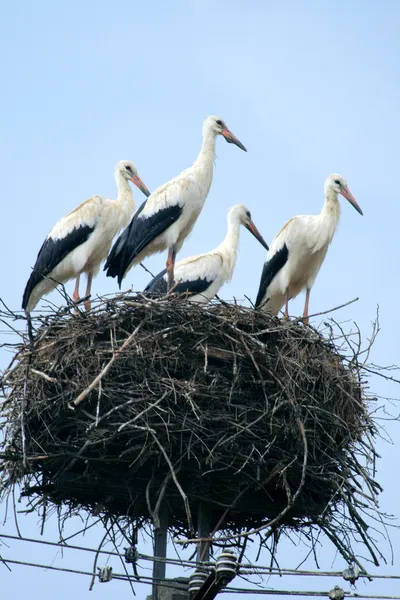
[{"left": 1, "top": 0, "right": 400, "bottom": 597}]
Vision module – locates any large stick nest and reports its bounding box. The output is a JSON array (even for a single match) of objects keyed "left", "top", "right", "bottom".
[{"left": 0, "top": 295, "right": 384, "bottom": 565}]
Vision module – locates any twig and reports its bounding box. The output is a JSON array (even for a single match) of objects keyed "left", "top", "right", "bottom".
[
  {"left": 306, "top": 297, "right": 359, "bottom": 320},
  {"left": 151, "top": 432, "right": 194, "bottom": 535},
  {"left": 30, "top": 368, "right": 57, "bottom": 383},
  {"left": 74, "top": 319, "right": 145, "bottom": 405},
  {"left": 88, "top": 528, "right": 110, "bottom": 591},
  {"left": 139, "top": 262, "right": 155, "bottom": 278},
  {"left": 118, "top": 392, "right": 168, "bottom": 432}
]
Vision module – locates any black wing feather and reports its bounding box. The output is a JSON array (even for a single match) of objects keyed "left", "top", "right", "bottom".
[
  {"left": 255, "top": 244, "right": 289, "bottom": 308},
  {"left": 105, "top": 201, "right": 183, "bottom": 286},
  {"left": 104, "top": 200, "right": 147, "bottom": 276},
  {"left": 144, "top": 268, "right": 212, "bottom": 297},
  {"left": 22, "top": 224, "right": 95, "bottom": 310}
]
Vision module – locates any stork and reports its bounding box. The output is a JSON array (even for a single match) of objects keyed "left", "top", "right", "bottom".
[
  {"left": 22, "top": 160, "right": 150, "bottom": 313},
  {"left": 144, "top": 204, "right": 269, "bottom": 303},
  {"left": 255, "top": 174, "right": 363, "bottom": 324},
  {"left": 104, "top": 116, "right": 247, "bottom": 289}
]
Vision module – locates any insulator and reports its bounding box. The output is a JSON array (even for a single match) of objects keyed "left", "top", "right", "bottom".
[
  {"left": 98, "top": 565, "right": 113, "bottom": 583},
  {"left": 188, "top": 568, "right": 208, "bottom": 595},
  {"left": 124, "top": 546, "right": 138, "bottom": 564},
  {"left": 328, "top": 585, "right": 345, "bottom": 600},
  {"left": 342, "top": 565, "right": 360, "bottom": 585},
  {"left": 215, "top": 550, "right": 238, "bottom": 579}
]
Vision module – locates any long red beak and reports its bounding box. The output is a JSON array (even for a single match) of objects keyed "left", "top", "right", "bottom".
[
  {"left": 221, "top": 128, "right": 247, "bottom": 152},
  {"left": 246, "top": 221, "right": 269, "bottom": 250},
  {"left": 131, "top": 174, "right": 151, "bottom": 197},
  {"left": 340, "top": 187, "right": 363, "bottom": 215}
]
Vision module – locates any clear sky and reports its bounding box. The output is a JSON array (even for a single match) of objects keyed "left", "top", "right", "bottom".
[{"left": 1, "top": 0, "right": 400, "bottom": 598}]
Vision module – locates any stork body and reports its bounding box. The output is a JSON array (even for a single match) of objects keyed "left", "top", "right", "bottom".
[
  {"left": 144, "top": 204, "right": 269, "bottom": 304},
  {"left": 104, "top": 116, "right": 247, "bottom": 289},
  {"left": 255, "top": 174, "right": 363, "bottom": 323},
  {"left": 22, "top": 161, "right": 150, "bottom": 312}
]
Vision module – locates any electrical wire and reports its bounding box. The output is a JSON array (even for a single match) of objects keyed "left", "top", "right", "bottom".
[
  {"left": 3, "top": 557, "right": 400, "bottom": 600},
  {"left": 0, "top": 533, "right": 208, "bottom": 569},
  {"left": 3, "top": 532, "right": 400, "bottom": 600},
  {"left": 3, "top": 533, "right": 400, "bottom": 582},
  {"left": 223, "top": 590, "right": 400, "bottom": 599}
]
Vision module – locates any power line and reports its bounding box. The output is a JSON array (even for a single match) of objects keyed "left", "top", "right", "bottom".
[
  {"left": 0, "top": 533, "right": 120, "bottom": 558},
  {"left": 0, "top": 557, "right": 171, "bottom": 587},
  {"left": 223, "top": 590, "right": 400, "bottom": 600},
  {"left": 3, "top": 533, "right": 400, "bottom": 582},
  {"left": 0, "top": 557, "right": 184, "bottom": 592},
  {"left": 3, "top": 557, "right": 400, "bottom": 600},
  {"left": 238, "top": 568, "right": 400, "bottom": 581},
  {"left": 1, "top": 557, "right": 100, "bottom": 579},
  {"left": 0, "top": 533, "right": 207, "bottom": 569},
  {"left": 224, "top": 590, "right": 342, "bottom": 597}
]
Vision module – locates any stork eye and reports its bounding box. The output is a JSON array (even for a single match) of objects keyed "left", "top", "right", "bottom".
[
  {"left": 215, "top": 119, "right": 223, "bottom": 126},
  {"left": 334, "top": 179, "right": 341, "bottom": 185},
  {"left": 246, "top": 210, "right": 251, "bottom": 219},
  {"left": 126, "top": 165, "right": 133, "bottom": 172}
]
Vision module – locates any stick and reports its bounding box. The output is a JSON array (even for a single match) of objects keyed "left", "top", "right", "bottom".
[
  {"left": 306, "top": 297, "right": 359, "bottom": 320},
  {"left": 151, "top": 432, "right": 194, "bottom": 534},
  {"left": 139, "top": 262, "right": 155, "bottom": 278},
  {"left": 118, "top": 392, "right": 167, "bottom": 432},
  {"left": 73, "top": 320, "right": 145, "bottom": 406},
  {"left": 30, "top": 369, "right": 57, "bottom": 383}
]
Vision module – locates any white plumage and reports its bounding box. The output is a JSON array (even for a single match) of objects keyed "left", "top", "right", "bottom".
[
  {"left": 255, "top": 173, "right": 363, "bottom": 322},
  {"left": 22, "top": 160, "right": 150, "bottom": 313},
  {"left": 144, "top": 204, "right": 269, "bottom": 304},
  {"left": 104, "top": 115, "right": 247, "bottom": 289}
]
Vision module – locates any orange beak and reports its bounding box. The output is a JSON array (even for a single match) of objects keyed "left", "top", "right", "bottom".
[
  {"left": 246, "top": 220, "right": 269, "bottom": 250},
  {"left": 340, "top": 186, "right": 363, "bottom": 215},
  {"left": 220, "top": 128, "right": 247, "bottom": 152},
  {"left": 131, "top": 174, "right": 151, "bottom": 197}
]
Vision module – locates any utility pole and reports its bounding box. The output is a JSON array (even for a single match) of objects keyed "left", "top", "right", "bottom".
[
  {"left": 196, "top": 503, "right": 212, "bottom": 563},
  {"left": 152, "top": 508, "right": 169, "bottom": 600},
  {"left": 149, "top": 504, "right": 237, "bottom": 600}
]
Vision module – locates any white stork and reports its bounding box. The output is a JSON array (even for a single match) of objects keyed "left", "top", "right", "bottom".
[
  {"left": 144, "top": 204, "right": 269, "bottom": 303},
  {"left": 255, "top": 173, "right": 363, "bottom": 323},
  {"left": 22, "top": 160, "right": 150, "bottom": 313},
  {"left": 104, "top": 116, "right": 247, "bottom": 289}
]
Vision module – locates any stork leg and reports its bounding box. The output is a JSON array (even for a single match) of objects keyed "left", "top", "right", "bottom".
[
  {"left": 84, "top": 272, "right": 93, "bottom": 312},
  {"left": 302, "top": 288, "right": 311, "bottom": 325},
  {"left": 73, "top": 275, "right": 80, "bottom": 315},
  {"left": 284, "top": 291, "right": 289, "bottom": 320},
  {"left": 166, "top": 245, "right": 177, "bottom": 292}
]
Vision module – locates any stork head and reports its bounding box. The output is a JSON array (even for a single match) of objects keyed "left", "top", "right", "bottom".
[
  {"left": 203, "top": 116, "right": 247, "bottom": 151},
  {"left": 230, "top": 204, "right": 269, "bottom": 250},
  {"left": 325, "top": 173, "right": 363, "bottom": 215},
  {"left": 116, "top": 160, "right": 151, "bottom": 197}
]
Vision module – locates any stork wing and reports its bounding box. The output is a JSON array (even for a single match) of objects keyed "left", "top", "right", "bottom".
[
  {"left": 22, "top": 197, "right": 102, "bottom": 310},
  {"left": 255, "top": 245, "right": 289, "bottom": 308},
  {"left": 144, "top": 253, "right": 222, "bottom": 297},
  {"left": 254, "top": 218, "right": 295, "bottom": 308},
  {"left": 105, "top": 199, "right": 183, "bottom": 285}
]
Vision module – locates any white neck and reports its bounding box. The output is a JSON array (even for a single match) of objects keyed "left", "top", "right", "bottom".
[
  {"left": 216, "top": 215, "right": 241, "bottom": 281},
  {"left": 114, "top": 170, "right": 135, "bottom": 228},
  {"left": 319, "top": 186, "right": 341, "bottom": 241},
  {"left": 192, "top": 127, "right": 217, "bottom": 197},
  {"left": 321, "top": 187, "right": 341, "bottom": 221}
]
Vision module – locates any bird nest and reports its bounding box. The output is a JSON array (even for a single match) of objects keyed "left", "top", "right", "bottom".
[{"left": 0, "top": 295, "right": 387, "bottom": 567}]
